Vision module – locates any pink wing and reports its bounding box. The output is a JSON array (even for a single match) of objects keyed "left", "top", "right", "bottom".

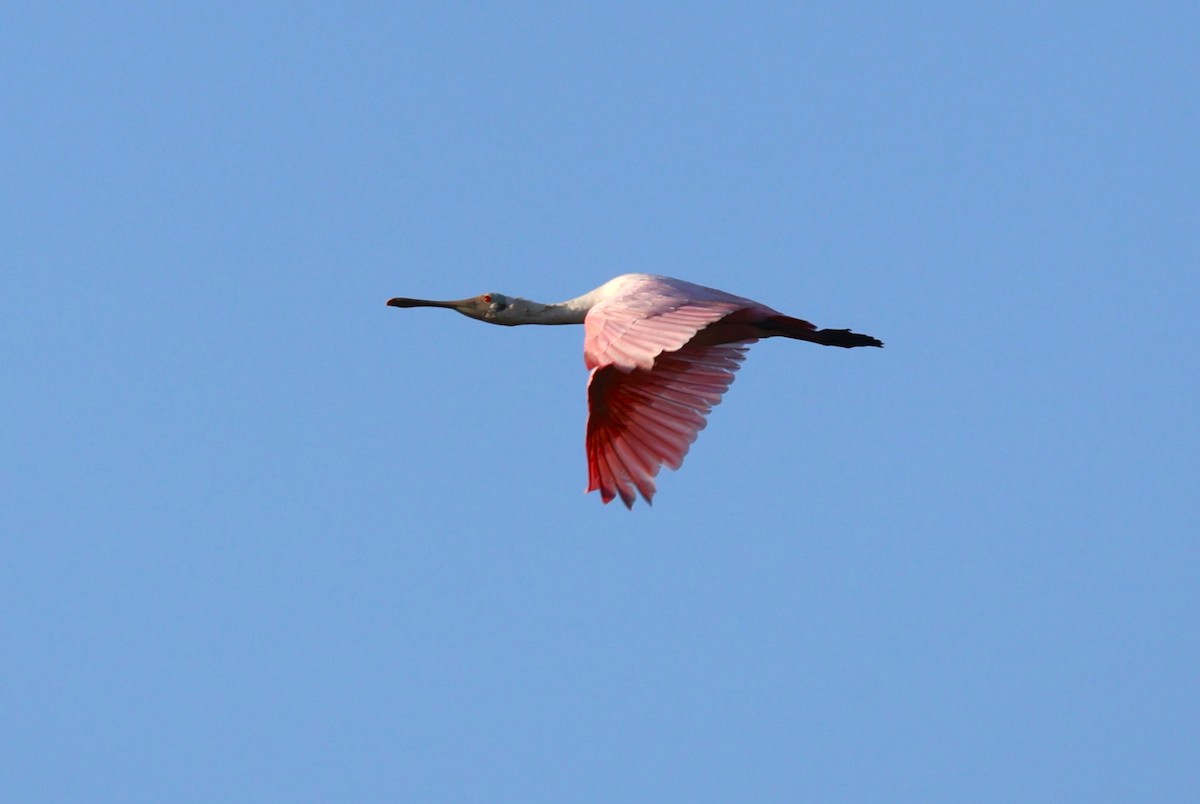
[
  {"left": 583, "top": 282, "right": 761, "bottom": 507},
  {"left": 586, "top": 341, "right": 750, "bottom": 507}
]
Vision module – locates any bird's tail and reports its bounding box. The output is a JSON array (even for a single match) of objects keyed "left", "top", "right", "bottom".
[{"left": 763, "top": 314, "right": 883, "bottom": 348}]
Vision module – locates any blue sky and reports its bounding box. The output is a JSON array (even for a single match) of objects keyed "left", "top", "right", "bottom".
[{"left": 3, "top": 3, "right": 1197, "bottom": 801}]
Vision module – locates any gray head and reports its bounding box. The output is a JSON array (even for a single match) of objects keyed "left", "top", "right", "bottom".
[{"left": 386, "top": 291, "right": 530, "bottom": 325}]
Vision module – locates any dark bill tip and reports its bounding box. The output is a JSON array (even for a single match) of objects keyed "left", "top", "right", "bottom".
[
  {"left": 386, "top": 296, "right": 470, "bottom": 312},
  {"left": 386, "top": 297, "right": 452, "bottom": 308}
]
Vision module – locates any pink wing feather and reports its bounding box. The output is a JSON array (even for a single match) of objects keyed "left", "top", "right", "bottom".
[{"left": 583, "top": 277, "right": 764, "bottom": 507}]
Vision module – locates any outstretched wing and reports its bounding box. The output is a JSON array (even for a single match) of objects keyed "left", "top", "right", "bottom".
[
  {"left": 586, "top": 341, "right": 750, "bottom": 507},
  {"left": 580, "top": 276, "right": 772, "bottom": 507}
]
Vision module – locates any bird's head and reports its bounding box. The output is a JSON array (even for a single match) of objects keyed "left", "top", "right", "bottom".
[{"left": 386, "top": 292, "right": 531, "bottom": 325}]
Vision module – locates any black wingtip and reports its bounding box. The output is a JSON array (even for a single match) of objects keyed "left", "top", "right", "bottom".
[{"left": 814, "top": 328, "right": 884, "bottom": 348}]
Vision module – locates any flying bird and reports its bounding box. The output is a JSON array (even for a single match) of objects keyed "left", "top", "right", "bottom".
[{"left": 388, "top": 273, "right": 881, "bottom": 508}]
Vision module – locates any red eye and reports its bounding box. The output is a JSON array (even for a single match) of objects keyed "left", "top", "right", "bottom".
[{"left": 483, "top": 294, "right": 492, "bottom": 303}]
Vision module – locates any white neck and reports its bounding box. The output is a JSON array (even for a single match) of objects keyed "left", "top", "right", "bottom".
[{"left": 506, "top": 291, "right": 597, "bottom": 325}]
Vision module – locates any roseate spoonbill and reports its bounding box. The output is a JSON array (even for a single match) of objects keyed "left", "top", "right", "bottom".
[{"left": 387, "top": 273, "right": 881, "bottom": 508}]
